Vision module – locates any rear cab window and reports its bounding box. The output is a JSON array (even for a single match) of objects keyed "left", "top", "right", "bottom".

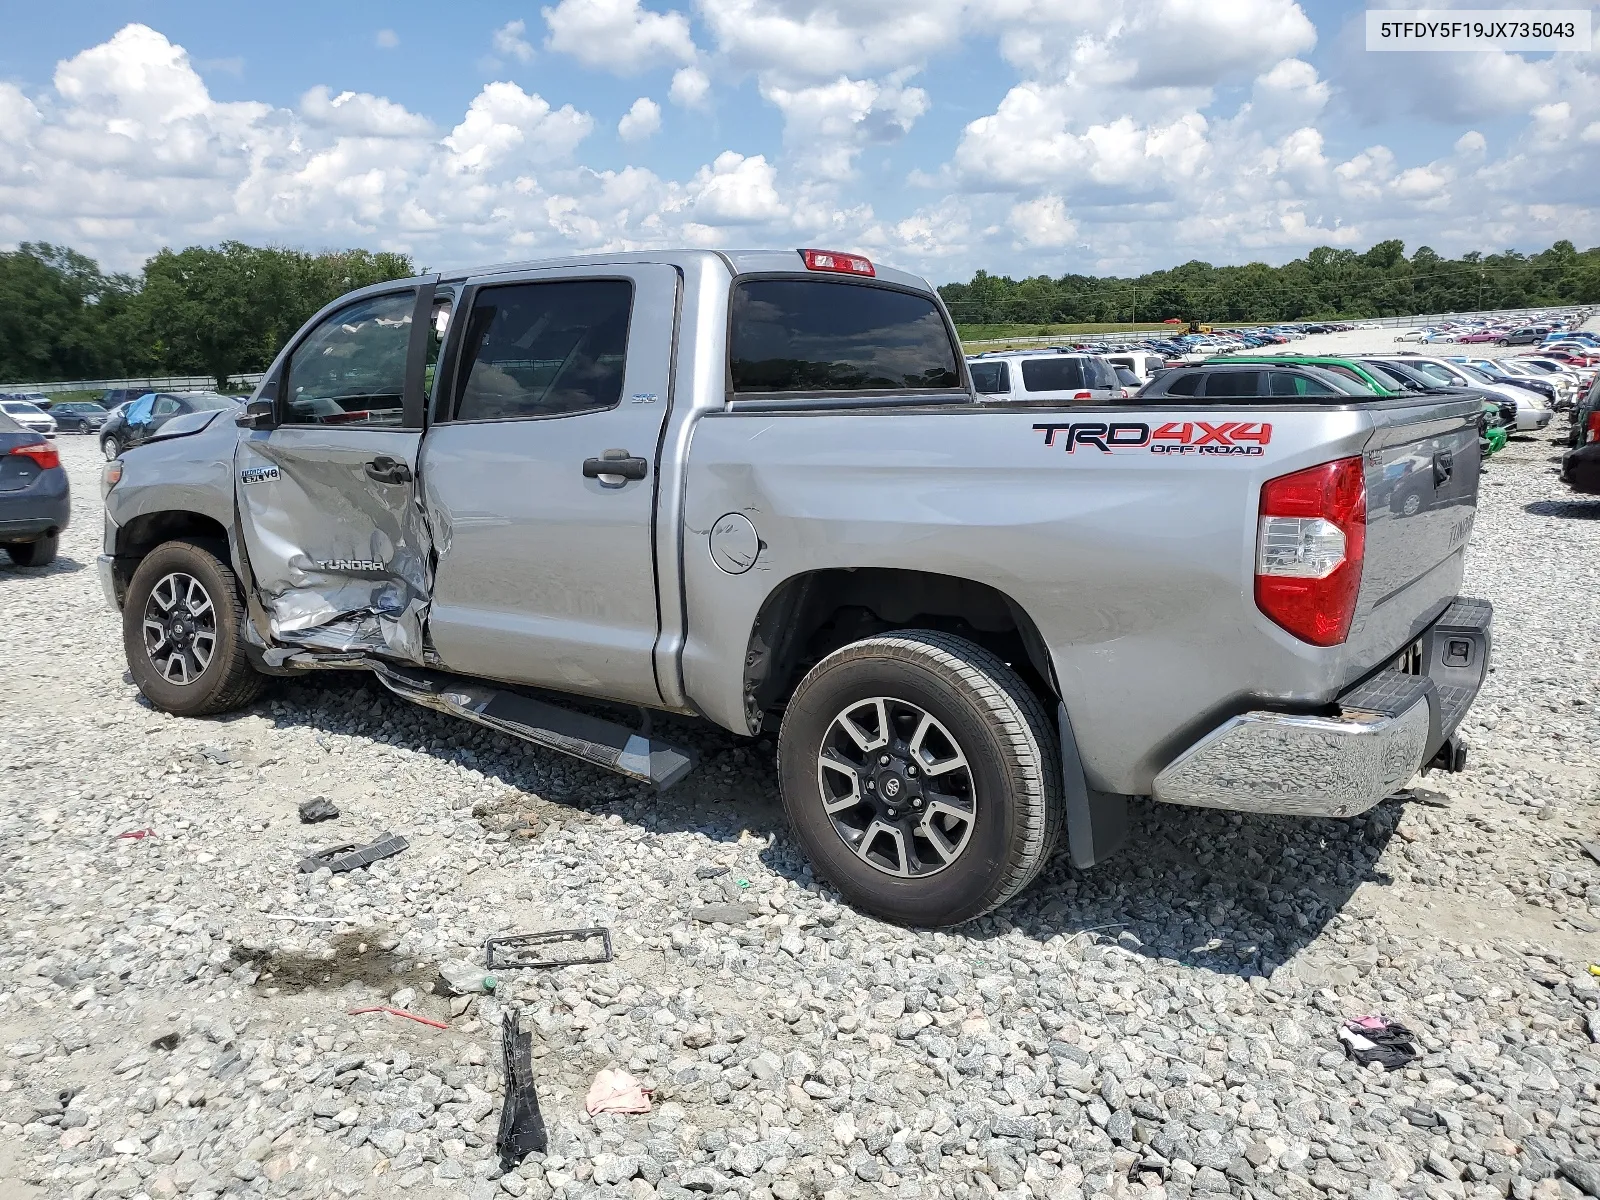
[
  {"left": 969, "top": 361, "right": 1010, "bottom": 394},
  {"left": 729, "top": 278, "right": 963, "bottom": 399},
  {"left": 1019, "top": 358, "right": 1084, "bottom": 392}
]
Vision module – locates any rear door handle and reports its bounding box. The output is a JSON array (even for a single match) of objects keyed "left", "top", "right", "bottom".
[
  {"left": 582, "top": 452, "right": 648, "bottom": 483},
  {"left": 365, "top": 455, "right": 413, "bottom": 484}
]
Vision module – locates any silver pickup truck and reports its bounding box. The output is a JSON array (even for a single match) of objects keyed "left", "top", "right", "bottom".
[{"left": 99, "top": 248, "right": 1491, "bottom": 926}]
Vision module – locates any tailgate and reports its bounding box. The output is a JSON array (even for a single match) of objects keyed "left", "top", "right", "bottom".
[{"left": 1343, "top": 395, "right": 1482, "bottom": 682}]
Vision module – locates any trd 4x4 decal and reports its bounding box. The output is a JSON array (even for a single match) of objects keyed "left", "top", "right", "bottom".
[{"left": 1033, "top": 420, "right": 1273, "bottom": 456}]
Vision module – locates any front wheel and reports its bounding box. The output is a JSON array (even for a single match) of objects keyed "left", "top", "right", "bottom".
[
  {"left": 123, "top": 539, "right": 266, "bottom": 717},
  {"left": 777, "top": 630, "right": 1062, "bottom": 927},
  {"left": 101, "top": 435, "right": 122, "bottom": 460}
]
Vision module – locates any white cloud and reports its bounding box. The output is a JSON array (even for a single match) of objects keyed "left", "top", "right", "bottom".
[
  {"left": 763, "top": 75, "right": 928, "bottom": 180},
  {"left": 617, "top": 96, "right": 661, "bottom": 141},
  {"left": 1010, "top": 195, "right": 1078, "bottom": 247},
  {"left": 492, "top": 20, "right": 536, "bottom": 64},
  {"left": 688, "top": 151, "right": 787, "bottom": 224},
  {"left": 442, "top": 82, "right": 593, "bottom": 173},
  {"left": 543, "top": 0, "right": 697, "bottom": 73},
  {"left": 300, "top": 86, "right": 433, "bottom": 138},
  {"left": 375, "top": 29, "right": 400, "bottom": 50},
  {"left": 668, "top": 66, "right": 711, "bottom": 109},
  {"left": 697, "top": 0, "right": 967, "bottom": 85}
]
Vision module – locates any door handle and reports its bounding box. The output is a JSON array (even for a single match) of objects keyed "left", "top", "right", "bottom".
[
  {"left": 365, "top": 455, "right": 413, "bottom": 484},
  {"left": 582, "top": 452, "right": 648, "bottom": 483}
]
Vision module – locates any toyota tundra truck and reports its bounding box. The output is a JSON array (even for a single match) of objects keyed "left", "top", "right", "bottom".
[{"left": 97, "top": 249, "right": 1491, "bottom": 927}]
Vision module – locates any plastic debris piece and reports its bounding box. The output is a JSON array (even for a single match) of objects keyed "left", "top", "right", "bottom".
[
  {"left": 1588, "top": 964, "right": 1600, "bottom": 979},
  {"left": 694, "top": 865, "right": 729, "bottom": 879},
  {"left": 585, "top": 1067, "right": 652, "bottom": 1115},
  {"left": 149, "top": 1032, "right": 180, "bottom": 1052},
  {"left": 115, "top": 829, "right": 155, "bottom": 840},
  {"left": 298, "top": 797, "right": 340, "bottom": 824},
  {"left": 1338, "top": 1015, "right": 1417, "bottom": 1070},
  {"left": 347, "top": 1006, "right": 449, "bottom": 1030},
  {"left": 1580, "top": 841, "right": 1600, "bottom": 868},
  {"left": 439, "top": 958, "right": 497, "bottom": 995},
  {"left": 485, "top": 928, "right": 613, "bottom": 971},
  {"left": 201, "top": 745, "right": 233, "bottom": 765},
  {"left": 497, "top": 1013, "right": 548, "bottom": 1170},
  {"left": 298, "top": 832, "right": 408, "bottom": 874}
]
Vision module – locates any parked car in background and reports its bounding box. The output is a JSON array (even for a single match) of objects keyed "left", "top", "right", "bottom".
[
  {"left": 0, "top": 399, "right": 58, "bottom": 438},
  {"left": 1396, "top": 329, "right": 1429, "bottom": 342},
  {"left": 46, "top": 400, "right": 110, "bottom": 433},
  {"left": 966, "top": 350, "right": 1121, "bottom": 404},
  {"left": 1499, "top": 327, "right": 1548, "bottom": 345},
  {"left": 1104, "top": 351, "right": 1167, "bottom": 386},
  {"left": 99, "top": 392, "right": 240, "bottom": 459},
  {"left": 1385, "top": 357, "right": 1552, "bottom": 432},
  {"left": 0, "top": 410, "right": 69, "bottom": 566},
  {"left": 1135, "top": 363, "right": 1369, "bottom": 399},
  {"left": 100, "top": 388, "right": 146, "bottom": 410},
  {"left": 1561, "top": 377, "right": 1600, "bottom": 493}
]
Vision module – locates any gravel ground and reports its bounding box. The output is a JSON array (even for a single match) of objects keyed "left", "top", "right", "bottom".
[{"left": 2, "top": 431, "right": 1598, "bottom": 1200}]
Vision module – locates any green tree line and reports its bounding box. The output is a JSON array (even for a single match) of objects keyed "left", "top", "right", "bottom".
[
  {"left": 0, "top": 241, "right": 414, "bottom": 387},
  {"left": 938, "top": 239, "right": 1600, "bottom": 327}
]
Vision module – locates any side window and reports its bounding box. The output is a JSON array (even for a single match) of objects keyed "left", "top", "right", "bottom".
[
  {"left": 1020, "top": 358, "right": 1084, "bottom": 392},
  {"left": 284, "top": 291, "right": 415, "bottom": 427},
  {"left": 1268, "top": 371, "right": 1339, "bottom": 397},
  {"left": 969, "top": 361, "right": 1010, "bottom": 394},
  {"left": 127, "top": 396, "right": 156, "bottom": 424},
  {"left": 152, "top": 396, "right": 181, "bottom": 417},
  {"left": 1201, "top": 371, "right": 1260, "bottom": 398},
  {"left": 453, "top": 280, "right": 631, "bottom": 422},
  {"left": 1163, "top": 372, "right": 1200, "bottom": 397},
  {"left": 426, "top": 296, "right": 453, "bottom": 405},
  {"left": 730, "top": 279, "right": 961, "bottom": 394}
]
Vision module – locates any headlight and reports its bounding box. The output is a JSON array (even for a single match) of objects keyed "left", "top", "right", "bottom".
[{"left": 101, "top": 460, "right": 123, "bottom": 500}]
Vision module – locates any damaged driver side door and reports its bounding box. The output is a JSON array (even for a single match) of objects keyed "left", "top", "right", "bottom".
[{"left": 236, "top": 280, "right": 446, "bottom": 662}]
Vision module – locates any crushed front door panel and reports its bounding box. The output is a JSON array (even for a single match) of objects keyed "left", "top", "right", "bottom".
[{"left": 235, "top": 284, "right": 437, "bottom": 662}]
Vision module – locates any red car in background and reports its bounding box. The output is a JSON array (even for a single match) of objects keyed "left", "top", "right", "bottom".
[{"left": 1457, "top": 330, "right": 1504, "bottom": 344}]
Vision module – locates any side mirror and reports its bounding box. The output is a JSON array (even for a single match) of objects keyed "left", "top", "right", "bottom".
[{"left": 237, "top": 399, "right": 276, "bottom": 430}]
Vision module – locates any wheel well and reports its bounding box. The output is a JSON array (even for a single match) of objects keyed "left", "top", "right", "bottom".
[
  {"left": 741, "top": 568, "right": 1057, "bottom": 731},
  {"left": 109, "top": 511, "right": 231, "bottom": 599}
]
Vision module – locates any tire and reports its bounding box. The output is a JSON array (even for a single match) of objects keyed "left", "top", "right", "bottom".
[
  {"left": 5, "top": 534, "right": 58, "bottom": 567},
  {"left": 123, "top": 539, "right": 266, "bottom": 717},
  {"left": 777, "top": 630, "right": 1062, "bottom": 928},
  {"left": 101, "top": 435, "right": 121, "bottom": 460}
]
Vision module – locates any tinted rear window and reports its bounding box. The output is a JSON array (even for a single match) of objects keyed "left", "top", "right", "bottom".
[
  {"left": 1203, "top": 370, "right": 1260, "bottom": 398},
  {"left": 1163, "top": 372, "right": 1200, "bottom": 397},
  {"left": 730, "top": 279, "right": 960, "bottom": 394},
  {"left": 1019, "top": 358, "right": 1084, "bottom": 392},
  {"left": 969, "top": 361, "right": 1009, "bottom": 394}
]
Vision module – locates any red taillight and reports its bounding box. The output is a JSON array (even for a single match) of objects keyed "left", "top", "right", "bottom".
[
  {"left": 8, "top": 442, "right": 59, "bottom": 470},
  {"left": 1587, "top": 411, "right": 1600, "bottom": 444},
  {"left": 1255, "top": 456, "right": 1366, "bottom": 647},
  {"left": 800, "top": 248, "right": 874, "bottom": 277}
]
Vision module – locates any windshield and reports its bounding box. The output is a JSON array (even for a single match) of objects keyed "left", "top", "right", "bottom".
[
  {"left": 1454, "top": 364, "right": 1495, "bottom": 385},
  {"left": 1356, "top": 363, "right": 1408, "bottom": 391},
  {"left": 1408, "top": 361, "right": 1459, "bottom": 386}
]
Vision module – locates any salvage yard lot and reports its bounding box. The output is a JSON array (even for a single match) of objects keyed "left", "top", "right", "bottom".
[{"left": 2, "top": 433, "right": 1599, "bottom": 1200}]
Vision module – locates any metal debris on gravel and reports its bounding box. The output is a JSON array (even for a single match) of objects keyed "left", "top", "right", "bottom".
[{"left": 1, "top": 432, "right": 1598, "bottom": 1200}]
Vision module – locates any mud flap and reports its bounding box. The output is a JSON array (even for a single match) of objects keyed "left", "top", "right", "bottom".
[
  {"left": 235, "top": 432, "right": 432, "bottom": 663},
  {"left": 1059, "top": 703, "right": 1130, "bottom": 870}
]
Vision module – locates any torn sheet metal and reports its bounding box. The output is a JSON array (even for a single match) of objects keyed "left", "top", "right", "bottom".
[{"left": 234, "top": 432, "right": 432, "bottom": 663}]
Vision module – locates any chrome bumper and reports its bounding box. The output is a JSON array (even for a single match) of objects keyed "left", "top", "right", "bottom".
[
  {"left": 1152, "top": 704, "right": 1430, "bottom": 817},
  {"left": 1153, "top": 596, "right": 1492, "bottom": 818},
  {"left": 97, "top": 554, "right": 120, "bottom": 611}
]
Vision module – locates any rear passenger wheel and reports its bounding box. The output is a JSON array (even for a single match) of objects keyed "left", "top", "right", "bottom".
[
  {"left": 778, "top": 630, "right": 1062, "bottom": 927},
  {"left": 5, "top": 534, "right": 58, "bottom": 567},
  {"left": 123, "top": 540, "right": 265, "bottom": 717},
  {"left": 101, "top": 435, "right": 121, "bottom": 460}
]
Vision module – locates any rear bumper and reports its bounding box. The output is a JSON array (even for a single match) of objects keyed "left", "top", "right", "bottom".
[
  {"left": 1519, "top": 409, "right": 1553, "bottom": 431},
  {"left": 1152, "top": 596, "right": 1492, "bottom": 818},
  {"left": 1562, "top": 443, "right": 1600, "bottom": 494},
  {"left": 0, "top": 476, "right": 71, "bottom": 542}
]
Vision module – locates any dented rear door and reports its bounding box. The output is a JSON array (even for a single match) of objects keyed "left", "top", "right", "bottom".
[{"left": 236, "top": 280, "right": 444, "bottom": 662}]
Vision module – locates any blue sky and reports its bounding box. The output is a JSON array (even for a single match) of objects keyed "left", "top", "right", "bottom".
[{"left": 0, "top": 1, "right": 1595, "bottom": 282}]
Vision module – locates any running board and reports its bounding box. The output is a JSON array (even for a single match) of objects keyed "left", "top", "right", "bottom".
[{"left": 284, "top": 653, "right": 697, "bottom": 788}]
